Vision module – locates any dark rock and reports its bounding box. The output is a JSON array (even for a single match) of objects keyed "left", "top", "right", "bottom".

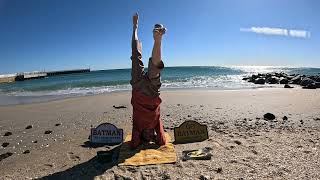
[
  {"left": 25, "top": 125, "right": 33, "bottom": 129},
  {"left": 266, "top": 77, "right": 279, "bottom": 84},
  {"left": 1, "top": 142, "right": 9, "bottom": 148},
  {"left": 291, "top": 75, "right": 302, "bottom": 84},
  {"left": 254, "top": 78, "right": 265, "bottom": 84},
  {"left": 303, "top": 83, "right": 317, "bottom": 89},
  {"left": 300, "top": 120, "right": 304, "bottom": 124},
  {"left": 216, "top": 167, "right": 223, "bottom": 173},
  {"left": 309, "top": 75, "right": 320, "bottom": 82},
  {"left": 264, "top": 113, "right": 276, "bottom": 120},
  {"left": 280, "top": 72, "right": 288, "bottom": 78},
  {"left": 300, "top": 77, "right": 315, "bottom": 87},
  {"left": 230, "top": 160, "right": 238, "bottom": 163},
  {"left": 0, "top": 152, "right": 13, "bottom": 161},
  {"left": 44, "top": 164, "right": 53, "bottom": 168},
  {"left": 4, "top": 132, "right": 12, "bottom": 136},
  {"left": 252, "top": 74, "right": 259, "bottom": 79},
  {"left": 55, "top": 123, "right": 61, "bottom": 126},
  {"left": 32, "top": 140, "right": 38, "bottom": 143},
  {"left": 284, "top": 84, "right": 293, "bottom": 88},
  {"left": 160, "top": 172, "right": 171, "bottom": 180},
  {"left": 280, "top": 78, "right": 289, "bottom": 84},
  {"left": 234, "top": 140, "right": 242, "bottom": 145},
  {"left": 188, "top": 115, "right": 191, "bottom": 117},
  {"left": 114, "top": 174, "right": 133, "bottom": 180},
  {"left": 248, "top": 77, "right": 255, "bottom": 83},
  {"left": 113, "top": 105, "right": 126, "bottom": 109},
  {"left": 242, "top": 77, "right": 250, "bottom": 81},
  {"left": 199, "top": 175, "right": 210, "bottom": 180},
  {"left": 252, "top": 150, "right": 258, "bottom": 155},
  {"left": 314, "top": 118, "right": 320, "bottom": 121},
  {"left": 286, "top": 75, "right": 295, "bottom": 80},
  {"left": 44, "top": 130, "right": 52, "bottom": 134},
  {"left": 283, "top": 116, "right": 288, "bottom": 121},
  {"left": 265, "top": 73, "right": 272, "bottom": 78},
  {"left": 315, "top": 82, "right": 320, "bottom": 88},
  {"left": 23, "top": 150, "right": 30, "bottom": 154}
]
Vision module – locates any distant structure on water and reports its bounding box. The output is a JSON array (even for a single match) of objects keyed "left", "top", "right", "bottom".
[{"left": 0, "top": 68, "right": 90, "bottom": 84}]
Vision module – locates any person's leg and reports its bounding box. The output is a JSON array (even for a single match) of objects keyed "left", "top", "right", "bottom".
[
  {"left": 130, "top": 13, "right": 144, "bottom": 86},
  {"left": 147, "top": 25, "right": 166, "bottom": 80},
  {"left": 149, "top": 26, "right": 167, "bottom": 146},
  {"left": 130, "top": 13, "right": 144, "bottom": 149}
]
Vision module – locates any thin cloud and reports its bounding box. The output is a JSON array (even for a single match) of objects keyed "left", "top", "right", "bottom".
[{"left": 240, "top": 27, "right": 310, "bottom": 38}]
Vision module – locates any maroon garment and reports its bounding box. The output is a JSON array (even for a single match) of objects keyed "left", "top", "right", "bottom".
[{"left": 130, "top": 89, "right": 166, "bottom": 148}]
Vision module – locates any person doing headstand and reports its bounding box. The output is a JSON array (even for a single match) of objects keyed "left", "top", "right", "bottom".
[{"left": 130, "top": 13, "right": 167, "bottom": 149}]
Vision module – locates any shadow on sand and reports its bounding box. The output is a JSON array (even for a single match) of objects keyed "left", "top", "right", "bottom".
[
  {"left": 36, "top": 155, "right": 114, "bottom": 180},
  {"left": 36, "top": 141, "right": 156, "bottom": 180}
]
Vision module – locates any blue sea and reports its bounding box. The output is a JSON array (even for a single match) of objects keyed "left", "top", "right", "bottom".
[{"left": 0, "top": 66, "right": 319, "bottom": 105}]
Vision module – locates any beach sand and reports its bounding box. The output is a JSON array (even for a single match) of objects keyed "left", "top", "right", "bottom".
[{"left": 0, "top": 88, "right": 320, "bottom": 179}]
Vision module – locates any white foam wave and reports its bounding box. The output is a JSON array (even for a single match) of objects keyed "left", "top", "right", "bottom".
[
  {"left": 7, "top": 84, "right": 132, "bottom": 97},
  {"left": 4, "top": 74, "right": 271, "bottom": 97},
  {"left": 162, "top": 75, "right": 260, "bottom": 89}
]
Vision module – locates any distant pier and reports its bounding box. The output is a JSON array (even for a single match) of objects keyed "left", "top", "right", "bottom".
[
  {"left": 15, "top": 72, "right": 47, "bottom": 81},
  {"left": 47, "top": 68, "right": 90, "bottom": 76},
  {"left": 0, "top": 68, "right": 90, "bottom": 84}
]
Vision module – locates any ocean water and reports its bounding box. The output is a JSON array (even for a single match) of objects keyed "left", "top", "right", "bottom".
[{"left": 0, "top": 66, "right": 319, "bottom": 105}]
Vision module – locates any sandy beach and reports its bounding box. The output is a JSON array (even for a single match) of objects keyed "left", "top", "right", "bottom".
[{"left": 1, "top": 88, "right": 320, "bottom": 179}]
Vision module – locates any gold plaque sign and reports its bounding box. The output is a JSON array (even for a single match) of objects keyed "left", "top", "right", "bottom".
[{"left": 174, "top": 121, "right": 209, "bottom": 143}]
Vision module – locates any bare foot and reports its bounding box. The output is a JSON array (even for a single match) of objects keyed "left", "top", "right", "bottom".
[
  {"left": 153, "top": 24, "right": 166, "bottom": 41},
  {"left": 133, "top": 12, "right": 139, "bottom": 29}
]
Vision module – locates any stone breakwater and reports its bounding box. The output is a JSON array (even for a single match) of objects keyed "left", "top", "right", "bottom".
[
  {"left": 242, "top": 72, "right": 320, "bottom": 89},
  {"left": 0, "top": 69, "right": 90, "bottom": 84}
]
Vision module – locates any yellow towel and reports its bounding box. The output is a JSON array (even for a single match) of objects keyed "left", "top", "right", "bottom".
[{"left": 118, "top": 133, "right": 177, "bottom": 166}]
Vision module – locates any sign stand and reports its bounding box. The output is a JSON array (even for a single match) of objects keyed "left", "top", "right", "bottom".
[
  {"left": 174, "top": 120, "right": 209, "bottom": 144},
  {"left": 90, "top": 123, "right": 123, "bottom": 145}
]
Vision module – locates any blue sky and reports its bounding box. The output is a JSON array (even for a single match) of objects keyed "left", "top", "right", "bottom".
[{"left": 0, "top": 0, "right": 319, "bottom": 74}]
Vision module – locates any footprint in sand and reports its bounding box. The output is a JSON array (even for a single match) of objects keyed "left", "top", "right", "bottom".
[{"left": 67, "top": 152, "right": 81, "bottom": 161}]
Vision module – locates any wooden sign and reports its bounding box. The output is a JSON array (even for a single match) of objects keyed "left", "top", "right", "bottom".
[
  {"left": 174, "top": 121, "right": 208, "bottom": 143},
  {"left": 90, "top": 123, "right": 123, "bottom": 144}
]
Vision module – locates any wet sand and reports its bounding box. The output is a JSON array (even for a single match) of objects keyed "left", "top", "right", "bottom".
[{"left": 0, "top": 88, "right": 320, "bottom": 179}]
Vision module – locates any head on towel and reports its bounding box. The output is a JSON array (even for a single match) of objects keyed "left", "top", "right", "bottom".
[{"left": 141, "top": 129, "right": 156, "bottom": 144}]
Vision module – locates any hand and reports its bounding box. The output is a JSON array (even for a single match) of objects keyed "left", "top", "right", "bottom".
[{"left": 133, "top": 12, "right": 139, "bottom": 28}]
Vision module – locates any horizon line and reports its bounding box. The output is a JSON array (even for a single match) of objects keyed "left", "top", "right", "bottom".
[{"left": 1, "top": 65, "right": 320, "bottom": 75}]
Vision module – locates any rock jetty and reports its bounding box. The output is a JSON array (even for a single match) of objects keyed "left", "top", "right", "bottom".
[{"left": 242, "top": 72, "right": 320, "bottom": 89}]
